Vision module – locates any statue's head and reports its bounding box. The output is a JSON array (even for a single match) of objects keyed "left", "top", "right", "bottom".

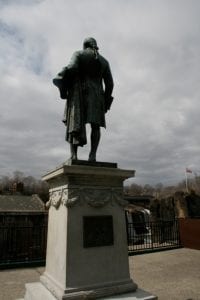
[{"left": 83, "top": 37, "right": 99, "bottom": 50}]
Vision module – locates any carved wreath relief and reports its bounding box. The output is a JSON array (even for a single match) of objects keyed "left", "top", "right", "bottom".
[{"left": 46, "top": 187, "right": 128, "bottom": 209}]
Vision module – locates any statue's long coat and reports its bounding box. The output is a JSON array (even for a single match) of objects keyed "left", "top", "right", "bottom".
[{"left": 53, "top": 48, "right": 114, "bottom": 147}]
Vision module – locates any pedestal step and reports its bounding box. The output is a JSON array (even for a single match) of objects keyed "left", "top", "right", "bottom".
[
  {"left": 101, "top": 288, "right": 157, "bottom": 299},
  {"left": 23, "top": 283, "right": 157, "bottom": 300}
]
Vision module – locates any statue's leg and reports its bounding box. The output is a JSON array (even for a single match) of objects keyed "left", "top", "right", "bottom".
[
  {"left": 88, "top": 123, "right": 100, "bottom": 162},
  {"left": 70, "top": 143, "right": 78, "bottom": 160}
]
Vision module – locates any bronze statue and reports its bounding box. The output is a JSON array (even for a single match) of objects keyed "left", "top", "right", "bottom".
[{"left": 53, "top": 37, "right": 114, "bottom": 162}]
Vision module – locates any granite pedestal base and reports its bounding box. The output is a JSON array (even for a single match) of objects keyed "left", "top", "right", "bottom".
[
  {"left": 24, "top": 282, "right": 157, "bottom": 300},
  {"left": 24, "top": 161, "right": 140, "bottom": 300}
]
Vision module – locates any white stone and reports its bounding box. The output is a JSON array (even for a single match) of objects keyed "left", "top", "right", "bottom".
[
  {"left": 23, "top": 283, "right": 157, "bottom": 300},
  {"left": 101, "top": 288, "right": 157, "bottom": 299},
  {"left": 23, "top": 163, "right": 141, "bottom": 299}
]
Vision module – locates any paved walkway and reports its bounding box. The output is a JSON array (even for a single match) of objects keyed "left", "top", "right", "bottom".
[
  {"left": 129, "top": 248, "right": 200, "bottom": 300},
  {"left": 0, "top": 248, "right": 200, "bottom": 300}
]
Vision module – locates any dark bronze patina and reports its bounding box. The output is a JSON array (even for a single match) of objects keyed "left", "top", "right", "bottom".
[
  {"left": 53, "top": 37, "right": 114, "bottom": 162},
  {"left": 83, "top": 215, "right": 114, "bottom": 248}
]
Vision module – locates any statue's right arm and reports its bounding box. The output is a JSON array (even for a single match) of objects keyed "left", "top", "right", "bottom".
[
  {"left": 52, "top": 51, "right": 80, "bottom": 99},
  {"left": 58, "top": 66, "right": 68, "bottom": 77},
  {"left": 67, "top": 51, "right": 80, "bottom": 75},
  {"left": 53, "top": 67, "right": 69, "bottom": 100}
]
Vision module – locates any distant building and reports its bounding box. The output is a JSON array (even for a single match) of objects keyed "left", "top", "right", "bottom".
[
  {"left": 124, "top": 195, "right": 154, "bottom": 209},
  {"left": 0, "top": 194, "right": 47, "bottom": 225},
  {"left": 0, "top": 194, "right": 45, "bottom": 212},
  {"left": 124, "top": 195, "right": 152, "bottom": 230},
  {"left": 9, "top": 182, "right": 24, "bottom": 194},
  {"left": 0, "top": 194, "right": 47, "bottom": 266}
]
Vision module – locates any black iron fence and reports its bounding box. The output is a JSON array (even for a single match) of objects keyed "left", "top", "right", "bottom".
[
  {"left": 127, "top": 219, "right": 181, "bottom": 254},
  {"left": 0, "top": 214, "right": 47, "bottom": 269},
  {"left": 0, "top": 214, "right": 181, "bottom": 268}
]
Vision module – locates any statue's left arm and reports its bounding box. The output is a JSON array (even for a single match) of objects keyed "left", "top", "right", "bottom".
[{"left": 103, "top": 63, "right": 114, "bottom": 112}]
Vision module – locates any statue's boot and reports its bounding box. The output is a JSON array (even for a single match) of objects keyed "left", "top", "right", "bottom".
[
  {"left": 88, "top": 125, "right": 100, "bottom": 162},
  {"left": 70, "top": 144, "right": 78, "bottom": 160},
  {"left": 88, "top": 152, "right": 96, "bottom": 162}
]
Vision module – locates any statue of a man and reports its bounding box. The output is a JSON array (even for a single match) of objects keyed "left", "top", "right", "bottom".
[{"left": 53, "top": 37, "right": 114, "bottom": 162}]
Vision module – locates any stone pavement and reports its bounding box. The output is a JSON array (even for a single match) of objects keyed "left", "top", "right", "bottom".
[
  {"left": 0, "top": 248, "right": 200, "bottom": 300},
  {"left": 129, "top": 248, "right": 200, "bottom": 300}
]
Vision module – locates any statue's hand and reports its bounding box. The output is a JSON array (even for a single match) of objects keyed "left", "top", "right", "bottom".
[
  {"left": 105, "top": 96, "right": 113, "bottom": 112},
  {"left": 53, "top": 76, "right": 68, "bottom": 99}
]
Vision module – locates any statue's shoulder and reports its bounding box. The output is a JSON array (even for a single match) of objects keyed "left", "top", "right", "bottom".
[
  {"left": 98, "top": 54, "right": 107, "bottom": 62},
  {"left": 71, "top": 50, "right": 82, "bottom": 59},
  {"left": 98, "top": 54, "right": 110, "bottom": 69}
]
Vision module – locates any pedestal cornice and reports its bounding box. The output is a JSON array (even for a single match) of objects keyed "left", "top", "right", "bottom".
[{"left": 42, "top": 162, "right": 135, "bottom": 183}]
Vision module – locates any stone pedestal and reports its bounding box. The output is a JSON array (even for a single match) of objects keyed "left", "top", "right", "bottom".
[{"left": 24, "top": 161, "right": 139, "bottom": 300}]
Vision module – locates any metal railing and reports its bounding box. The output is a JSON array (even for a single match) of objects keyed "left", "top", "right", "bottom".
[
  {"left": 127, "top": 219, "right": 181, "bottom": 254},
  {"left": 0, "top": 216, "right": 181, "bottom": 268},
  {"left": 0, "top": 223, "right": 47, "bottom": 268}
]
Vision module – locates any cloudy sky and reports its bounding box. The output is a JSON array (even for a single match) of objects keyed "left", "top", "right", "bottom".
[{"left": 1, "top": 0, "right": 200, "bottom": 186}]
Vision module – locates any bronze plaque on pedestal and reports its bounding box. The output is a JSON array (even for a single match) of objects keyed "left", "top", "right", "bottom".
[{"left": 83, "top": 215, "right": 114, "bottom": 248}]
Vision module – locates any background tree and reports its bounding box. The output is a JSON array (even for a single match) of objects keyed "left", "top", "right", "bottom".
[{"left": 0, "top": 171, "right": 49, "bottom": 203}]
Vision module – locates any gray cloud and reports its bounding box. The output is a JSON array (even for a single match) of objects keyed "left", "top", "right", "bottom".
[{"left": 1, "top": 0, "right": 200, "bottom": 185}]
